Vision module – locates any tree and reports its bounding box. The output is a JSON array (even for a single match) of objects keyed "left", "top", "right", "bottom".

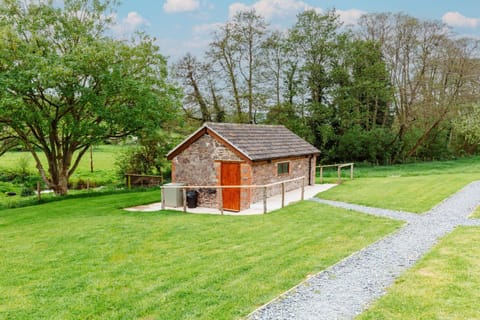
[
  {"left": 173, "top": 53, "right": 212, "bottom": 122},
  {"left": 332, "top": 39, "right": 393, "bottom": 131},
  {"left": 357, "top": 13, "right": 480, "bottom": 161},
  {"left": 452, "top": 104, "right": 480, "bottom": 154},
  {"left": 286, "top": 9, "right": 343, "bottom": 151},
  {"left": 173, "top": 53, "right": 225, "bottom": 123},
  {"left": 116, "top": 129, "right": 182, "bottom": 178},
  {"left": 207, "top": 9, "right": 268, "bottom": 123},
  {"left": 231, "top": 9, "right": 268, "bottom": 123},
  {"left": 208, "top": 21, "right": 243, "bottom": 121},
  {"left": 0, "top": 0, "right": 179, "bottom": 195}
]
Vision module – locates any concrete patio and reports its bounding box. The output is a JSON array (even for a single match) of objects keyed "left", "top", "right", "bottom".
[{"left": 125, "top": 183, "right": 337, "bottom": 215}]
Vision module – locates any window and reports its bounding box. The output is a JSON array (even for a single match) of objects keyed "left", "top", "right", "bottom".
[{"left": 277, "top": 162, "right": 290, "bottom": 175}]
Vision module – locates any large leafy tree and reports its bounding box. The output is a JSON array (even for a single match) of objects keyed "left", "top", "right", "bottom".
[{"left": 0, "top": 0, "right": 179, "bottom": 195}]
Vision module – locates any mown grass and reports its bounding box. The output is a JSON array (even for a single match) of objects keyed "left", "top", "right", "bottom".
[
  {"left": 470, "top": 205, "right": 480, "bottom": 219},
  {"left": 358, "top": 227, "right": 480, "bottom": 319},
  {"left": 317, "top": 156, "right": 480, "bottom": 213},
  {"left": 0, "top": 145, "right": 126, "bottom": 187},
  {"left": 0, "top": 192, "right": 401, "bottom": 319},
  {"left": 0, "top": 145, "right": 128, "bottom": 206},
  {"left": 318, "top": 156, "right": 480, "bottom": 180},
  {"left": 318, "top": 174, "right": 479, "bottom": 213}
]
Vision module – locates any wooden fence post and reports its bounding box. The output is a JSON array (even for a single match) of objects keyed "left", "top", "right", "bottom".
[
  {"left": 263, "top": 186, "right": 267, "bottom": 214},
  {"left": 183, "top": 188, "right": 187, "bottom": 213},
  {"left": 161, "top": 187, "right": 165, "bottom": 210},
  {"left": 127, "top": 175, "right": 131, "bottom": 189},
  {"left": 350, "top": 163, "right": 354, "bottom": 180},
  {"left": 337, "top": 166, "right": 341, "bottom": 184},
  {"left": 90, "top": 145, "right": 94, "bottom": 173},
  {"left": 281, "top": 182, "right": 285, "bottom": 208},
  {"left": 37, "top": 181, "right": 41, "bottom": 201},
  {"left": 301, "top": 177, "right": 305, "bottom": 200},
  {"left": 87, "top": 179, "right": 90, "bottom": 191},
  {"left": 219, "top": 187, "right": 223, "bottom": 215}
]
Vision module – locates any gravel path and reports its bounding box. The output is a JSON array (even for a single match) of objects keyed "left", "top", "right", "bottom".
[{"left": 249, "top": 181, "right": 480, "bottom": 320}]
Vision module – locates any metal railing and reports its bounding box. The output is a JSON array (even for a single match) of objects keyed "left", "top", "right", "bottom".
[{"left": 160, "top": 176, "right": 306, "bottom": 214}]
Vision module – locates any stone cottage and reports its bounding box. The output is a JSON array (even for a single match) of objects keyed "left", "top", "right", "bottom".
[{"left": 166, "top": 122, "right": 320, "bottom": 211}]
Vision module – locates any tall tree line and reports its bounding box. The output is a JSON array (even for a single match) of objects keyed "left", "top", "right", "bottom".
[{"left": 173, "top": 10, "right": 480, "bottom": 164}]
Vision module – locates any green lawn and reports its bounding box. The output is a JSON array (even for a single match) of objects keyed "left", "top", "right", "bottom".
[
  {"left": 317, "top": 156, "right": 480, "bottom": 213},
  {"left": 321, "top": 156, "right": 480, "bottom": 179},
  {"left": 319, "top": 173, "right": 479, "bottom": 213},
  {"left": 470, "top": 205, "right": 480, "bottom": 218},
  {"left": 0, "top": 145, "right": 127, "bottom": 184},
  {"left": 0, "top": 145, "right": 125, "bottom": 173},
  {"left": 358, "top": 227, "right": 480, "bottom": 319},
  {"left": 0, "top": 145, "right": 128, "bottom": 206},
  {"left": 0, "top": 191, "right": 401, "bottom": 319}
]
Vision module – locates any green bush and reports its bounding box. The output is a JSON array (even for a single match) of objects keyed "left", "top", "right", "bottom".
[
  {"left": 335, "top": 126, "right": 398, "bottom": 164},
  {"left": 20, "top": 187, "right": 34, "bottom": 197},
  {"left": 0, "top": 181, "right": 17, "bottom": 194}
]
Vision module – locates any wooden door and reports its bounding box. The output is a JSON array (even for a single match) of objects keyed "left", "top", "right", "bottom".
[{"left": 221, "top": 162, "right": 241, "bottom": 211}]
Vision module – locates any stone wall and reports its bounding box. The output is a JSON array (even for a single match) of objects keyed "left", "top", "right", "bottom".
[
  {"left": 251, "top": 156, "right": 315, "bottom": 203},
  {"left": 171, "top": 133, "right": 317, "bottom": 209},
  {"left": 172, "top": 134, "right": 241, "bottom": 207}
]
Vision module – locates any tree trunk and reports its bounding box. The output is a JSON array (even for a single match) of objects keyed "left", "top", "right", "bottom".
[
  {"left": 53, "top": 171, "right": 69, "bottom": 195},
  {"left": 45, "top": 150, "right": 75, "bottom": 196},
  {"left": 188, "top": 71, "right": 211, "bottom": 122}
]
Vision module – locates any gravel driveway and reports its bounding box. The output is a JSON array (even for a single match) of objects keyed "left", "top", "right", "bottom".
[{"left": 249, "top": 181, "right": 480, "bottom": 320}]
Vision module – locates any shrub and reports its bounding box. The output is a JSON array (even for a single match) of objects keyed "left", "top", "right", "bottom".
[{"left": 20, "top": 187, "right": 34, "bottom": 197}]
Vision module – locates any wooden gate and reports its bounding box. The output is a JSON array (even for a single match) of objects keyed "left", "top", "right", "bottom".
[{"left": 221, "top": 162, "right": 241, "bottom": 211}]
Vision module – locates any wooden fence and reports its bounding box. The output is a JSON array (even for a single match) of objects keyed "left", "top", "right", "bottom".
[
  {"left": 317, "top": 163, "right": 354, "bottom": 184},
  {"left": 160, "top": 176, "right": 306, "bottom": 215},
  {"left": 125, "top": 174, "right": 164, "bottom": 188}
]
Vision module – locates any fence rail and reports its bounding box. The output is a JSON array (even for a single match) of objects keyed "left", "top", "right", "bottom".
[
  {"left": 160, "top": 176, "right": 306, "bottom": 214},
  {"left": 317, "top": 163, "right": 354, "bottom": 184},
  {"left": 125, "top": 174, "right": 164, "bottom": 188}
]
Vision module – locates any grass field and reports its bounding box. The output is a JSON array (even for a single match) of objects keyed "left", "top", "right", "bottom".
[
  {"left": 318, "top": 156, "right": 480, "bottom": 179},
  {"left": 470, "top": 205, "right": 480, "bottom": 218},
  {"left": 0, "top": 145, "right": 126, "bottom": 184},
  {"left": 318, "top": 174, "right": 478, "bottom": 213},
  {"left": 0, "top": 192, "right": 401, "bottom": 319},
  {"left": 0, "top": 145, "right": 129, "bottom": 207},
  {"left": 358, "top": 227, "right": 480, "bottom": 319},
  {"left": 318, "top": 157, "right": 480, "bottom": 213}
]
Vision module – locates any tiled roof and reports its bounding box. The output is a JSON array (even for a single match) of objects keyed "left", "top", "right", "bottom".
[{"left": 205, "top": 122, "right": 319, "bottom": 161}]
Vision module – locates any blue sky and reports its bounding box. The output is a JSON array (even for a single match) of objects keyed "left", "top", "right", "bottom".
[{"left": 112, "top": 0, "right": 480, "bottom": 61}]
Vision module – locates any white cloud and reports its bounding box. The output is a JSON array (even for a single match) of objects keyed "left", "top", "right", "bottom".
[
  {"left": 229, "top": 0, "right": 310, "bottom": 20},
  {"left": 337, "top": 9, "right": 365, "bottom": 26},
  {"left": 192, "top": 22, "right": 223, "bottom": 34},
  {"left": 163, "top": 0, "right": 200, "bottom": 13},
  {"left": 442, "top": 11, "right": 479, "bottom": 28},
  {"left": 111, "top": 11, "right": 149, "bottom": 35}
]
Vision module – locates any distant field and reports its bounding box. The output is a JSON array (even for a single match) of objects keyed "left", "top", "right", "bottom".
[
  {"left": 0, "top": 145, "right": 129, "bottom": 206},
  {"left": 0, "top": 193, "right": 401, "bottom": 319},
  {"left": 358, "top": 227, "right": 480, "bottom": 319},
  {"left": 318, "top": 157, "right": 480, "bottom": 213},
  {"left": 317, "top": 156, "right": 480, "bottom": 180},
  {"left": 0, "top": 144, "right": 126, "bottom": 175}
]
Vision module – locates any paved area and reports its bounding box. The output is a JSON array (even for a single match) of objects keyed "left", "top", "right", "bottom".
[
  {"left": 124, "top": 184, "right": 337, "bottom": 215},
  {"left": 250, "top": 181, "right": 480, "bottom": 319}
]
